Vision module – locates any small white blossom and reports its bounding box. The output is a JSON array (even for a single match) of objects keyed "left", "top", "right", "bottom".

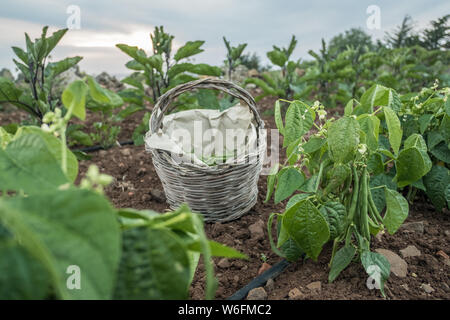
[{"left": 358, "top": 144, "right": 367, "bottom": 155}]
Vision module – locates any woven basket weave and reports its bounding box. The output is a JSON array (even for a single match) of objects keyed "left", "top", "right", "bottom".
[{"left": 147, "top": 78, "right": 266, "bottom": 222}]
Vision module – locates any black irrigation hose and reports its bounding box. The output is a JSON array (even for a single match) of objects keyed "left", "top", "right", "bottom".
[
  {"left": 226, "top": 259, "right": 292, "bottom": 300},
  {"left": 74, "top": 140, "right": 134, "bottom": 153}
]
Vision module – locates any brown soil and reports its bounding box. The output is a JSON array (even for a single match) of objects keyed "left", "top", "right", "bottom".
[{"left": 2, "top": 92, "right": 449, "bottom": 300}]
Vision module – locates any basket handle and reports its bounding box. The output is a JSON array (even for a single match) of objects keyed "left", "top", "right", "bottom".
[{"left": 150, "top": 78, "right": 264, "bottom": 133}]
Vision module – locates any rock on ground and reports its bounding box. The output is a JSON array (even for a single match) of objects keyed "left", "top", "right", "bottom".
[
  {"left": 265, "top": 278, "right": 275, "bottom": 291},
  {"left": 246, "top": 287, "right": 267, "bottom": 300},
  {"left": 400, "top": 221, "right": 424, "bottom": 234},
  {"left": 217, "top": 258, "right": 230, "bottom": 269},
  {"left": 400, "top": 245, "right": 421, "bottom": 258},
  {"left": 421, "top": 283, "right": 435, "bottom": 294},
  {"left": 248, "top": 220, "right": 265, "bottom": 240},
  {"left": 288, "top": 288, "right": 304, "bottom": 300},
  {"left": 375, "top": 249, "right": 408, "bottom": 278},
  {"left": 306, "top": 281, "right": 321, "bottom": 292}
]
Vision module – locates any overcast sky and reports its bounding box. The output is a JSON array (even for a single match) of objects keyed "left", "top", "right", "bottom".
[{"left": 1, "top": 0, "right": 449, "bottom": 78}]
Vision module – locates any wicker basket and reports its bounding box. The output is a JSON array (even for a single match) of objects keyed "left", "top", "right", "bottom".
[{"left": 147, "top": 78, "right": 266, "bottom": 222}]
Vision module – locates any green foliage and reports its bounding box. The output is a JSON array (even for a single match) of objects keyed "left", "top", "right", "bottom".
[
  {"left": 116, "top": 26, "right": 222, "bottom": 144},
  {"left": 1, "top": 26, "right": 82, "bottom": 122},
  {"left": 0, "top": 80, "right": 244, "bottom": 300},
  {"left": 223, "top": 37, "right": 247, "bottom": 80},
  {"left": 116, "top": 26, "right": 221, "bottom": 104},
  {"left": 265, "top": 95, "right": 425, "bottom": 297},
  {"left": 244, "top": 36, "right": 312, "bottom": 101}
]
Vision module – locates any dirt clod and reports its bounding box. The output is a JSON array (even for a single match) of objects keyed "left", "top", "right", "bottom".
[
  {"left": 246, "top": 287, "right": 267, "bottom": 300},
  {"left": 400, "top": 245, "right": 421, "bottom": 258},
  {"left": 288, "top": 288, "right": 304, "bottom": 300}
]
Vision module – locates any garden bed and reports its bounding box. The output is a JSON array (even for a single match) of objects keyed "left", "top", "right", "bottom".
[
  {"left": 2, "top": 94, "right": 448, "bottom": 300},
  {"left": 74, "top": 96, "right": 449, "bottom": 300}
]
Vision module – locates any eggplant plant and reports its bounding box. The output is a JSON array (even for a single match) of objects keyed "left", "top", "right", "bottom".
[
  {"left": 116, "top": 26, "right": 222, "bottom": 145},
  {"left": 223, "top": 37, "right": 247, "bottom": 80},
  {"left": 264, "top": 88, "right": 431, "bottom": 296},
  {"left": 244, "top": 35, "right": 314, "bottom": 101},
  {"left": 0, "top": 26, "right": 82, "bottom": 122},
  {"left": 0, "top": 80, "right": 245, "bottom": 300}
]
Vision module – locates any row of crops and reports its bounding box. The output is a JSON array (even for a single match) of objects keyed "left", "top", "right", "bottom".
[{"left": 0, "top": 15, "right": 448, "bottom": 299}]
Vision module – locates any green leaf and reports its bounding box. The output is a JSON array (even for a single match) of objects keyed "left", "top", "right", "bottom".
[
  {"left": 361, "top": 251, "right": 390, "bottom": 296},
  {"left": 329, "top": 246, "right": 356, "bottom": 282},
  {"left": 14, "top": 126, "right": 79, "bottom": 182},
  {"left": 0, "top": 134, "right": 69, "bottom": 194},
  {"left": 284, "top": 101, "right": 313, "bottom": 146},
  {"left": 404, "top": 133, "right": 427, "bottom": 152},
  {"left": 0, "top": 127, "right": 13, "bottom": 148},
  {"left": 360, "top": 84, "right": 400, "bottom": 113},
  {"left": 418, "top": 114, "right": 433, "bottom": 134},
  {"left": 395, "top": 147, "right": 431, "bottom": 188},
  {"left": 445, "top": 184, "right": 450, "bottom": 208},
  {"left": 367, "top": 153, "right": 384, "bottom": 175},
  {"left": 12, "top": 46, "right": 29, "bottom": 64},
  {"left": 328, "top": 116, "right": 360, "bottom": 163},
  {"left": 0, "top": 189, "right": 121, "bottom": 299},
  {"left": 319, "top": 201, "right": 346, "bottom": 240},
  {"left": 115, "top": 44, "right": 148, "bottom": 65},
  {"left": 358, "top": 114, "right": 379, "bottom": 152},
  {"left": 196, "top": 89, "right": 219, "bottom": 109},
  {"left": 303, "top": 137, "right": 326, "bottom": 154},
  {"left": 383, "top": 188, "right": 409, "bottom": 234},
  {"left": 87, "top": 76, "right": 123, "bottom": 108},
  {"left": 344, "top": 99, "right": 359, "bottom": 116},
  {"left": 148, "top": 54, "right": 163, "bottom": 74},
  {"left": 0, "top": 77, "right": 23, "bottom": 104},
  {"left": 423, "top": 165, "right": 450, "bottom": 211},
  {"left": 283, "top": 200, "right": 330, "bottom": 260},
  {"left": 46, "top": 56, "right": 82, "bottom": 78},
  {"left": 383, "top": 106, "right": 402, "bottom": 155},
  {"left": 174, "top": 41, "right": 205, "bottom": 61},
  {"left": 62, "top": 80, "right": 88, "bottom": 120},
  {"left": 187, "top": 240, "right": 247, "bottom": 259},
  {"left": 370, "top": 174, "right": 397, "bottom": 212},
  {"left": 243, "top": 77, "right": 279, "bottom": 98},
  {"left": 279, "top": 237, "right": 304, "bottom": 261},
  {"left": 430, "top": 142, "right": 450, "bottom": 164},
  {"left": 323, "top": 164, "right": 350, "bottom": 196},
  {"left": 274, "top": 100, "right": 284, "bottom": 135},
  {"left": 0, "top": 239, "right": 50, "bottom": 299},
  {"left": 265, "top": 163, "right": 279, "bottom": 203},
  {"left": 440, "top": 114, "right": 450, "bottom": 142},
  {"left": 267, "top": 49, "right": 287, "bottom": 67},
  {"left": 168, "top": 63, "right": 221, "bottom": 79},
  {"left": 114, "top": 227, "right": 190, "bottom": 299},
  {"left": 286, "top": 193, "right": 311, "bottom": 210},
  {"left": 274, "top": 167, "right": 305, "bottom": 204},
  {"left": 44, "top": 28, "right": 68, "bottom": 56}
]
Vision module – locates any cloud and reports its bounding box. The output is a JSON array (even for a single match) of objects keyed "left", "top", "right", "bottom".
[{"left": 1, "top": 0, "right": 449, "bottom": 77}]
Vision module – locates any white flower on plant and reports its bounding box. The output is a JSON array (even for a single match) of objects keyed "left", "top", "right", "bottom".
[
  {"left": 41, "top": 123, "right": 51, "bottom": 132},
  {"left": 318, "top": 109, "right": 327, "bottom": 120},
  {"left": 358, "top": 144, "right": 367, "bottom": 155},
  {"left": 312, "top": 100, "right": 320, "bottom": 110}
]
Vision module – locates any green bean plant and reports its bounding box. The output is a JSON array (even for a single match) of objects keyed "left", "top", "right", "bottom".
[
  {"left": 395, "top": 82, "right": 450, "bottom": 210},
  {"left": 264, "top": 91, "right": 431, "bottom": 296}
]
